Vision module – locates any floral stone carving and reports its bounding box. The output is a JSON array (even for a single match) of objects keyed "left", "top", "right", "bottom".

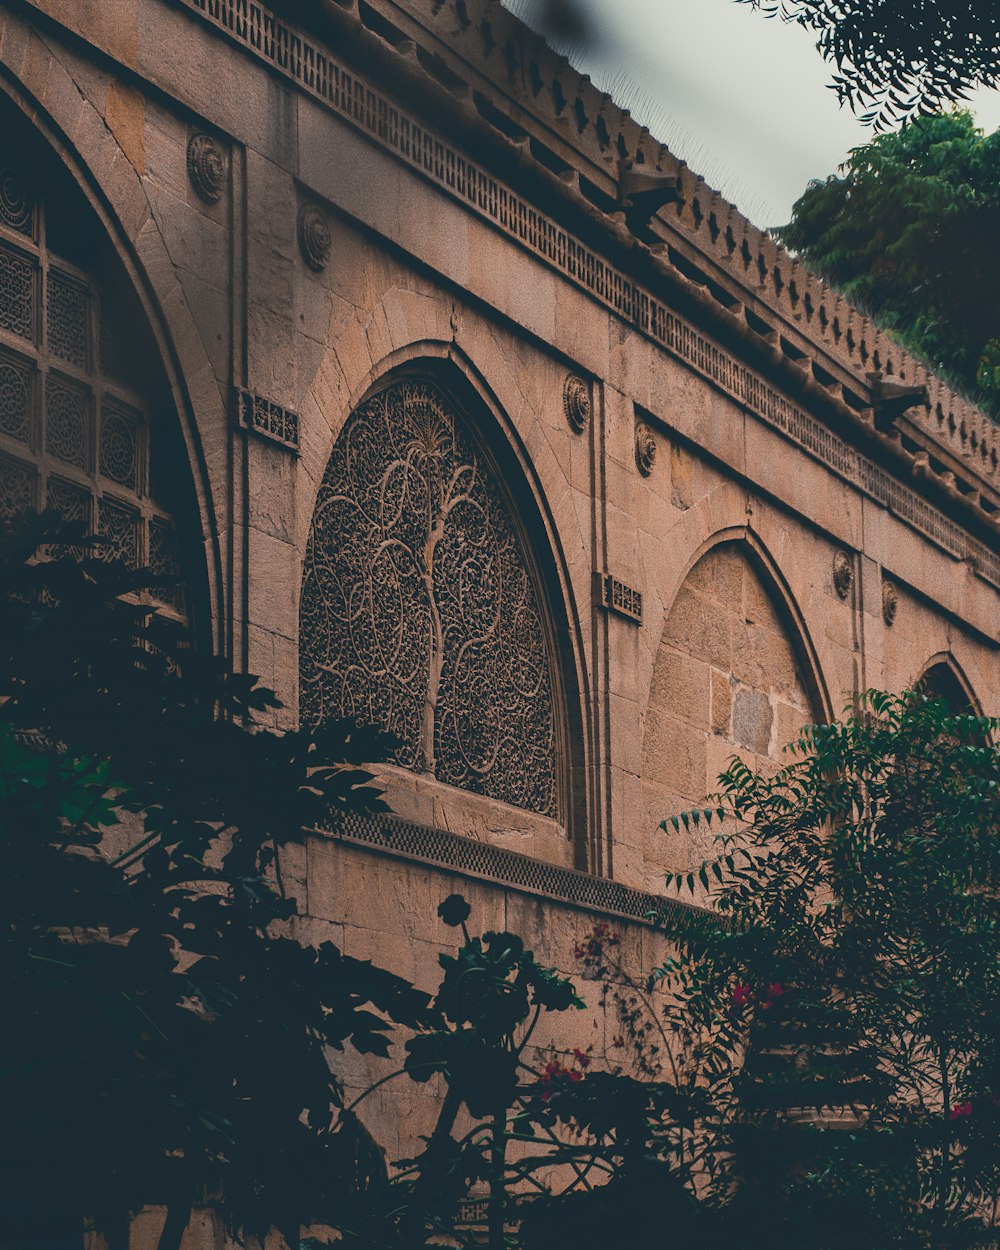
[
  {"left": 563, "top": 374, "right": 590, "bottom": 433},
  {"left": 833, "top": 550, "right": 854, "bottom": 600},
  {"left": 298, "top": 202, "right": 331, "bottom": 272},
  {"left": 299, "top": 377, "right": 558, "bottom": 816},
  {"left": 186, "top": 133, "right": 226, "bottom": 204},
  {"left": 882, "top": 579, "right": 898, "bottom": 626},
  {"left": 635, "top": 421, "right": 656, "bottom": 476}
]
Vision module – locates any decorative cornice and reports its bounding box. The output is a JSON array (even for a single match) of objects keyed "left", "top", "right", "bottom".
[
  {"left": 322, "top": 809, "right": 691, "bottom": 925},
  {"left": 174, "top": 0, "right": 1000, "bottom": 588},
  {"left": 394, "top": 0, "right": 998, "bottom": 490}
]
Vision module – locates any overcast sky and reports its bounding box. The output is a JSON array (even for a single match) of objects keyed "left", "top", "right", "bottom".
[{"left": 507, "top": 0, "right": 1000, "bottom": 229}]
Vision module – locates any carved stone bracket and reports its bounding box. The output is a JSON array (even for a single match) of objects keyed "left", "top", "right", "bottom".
[
  {"left": 186, "top": 133, "right": 226, "bottom": 204},
  {"left": 563, "top": 374, "right": 591, "bottom": 434},
  {"left": 234, "top": 387, "right": 299, "bottom": 452},
  {"left": 597, "top": 571, "right": 643, "bottom": 624},
  {"left": 882, "top": 579, "right": 898, "bottom": 627},
  {"left": 298, "top": 202, "right": 331, "bottom": 271},
  {"left": 635, "top": 420, "right": 656, "bottom": 476},
  {"left": 833, "top": 550, "right": 854, "bottom": 600}
]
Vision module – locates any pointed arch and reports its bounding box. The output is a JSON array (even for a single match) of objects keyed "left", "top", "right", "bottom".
[
  {"left": 297, "top": 358, "right": 585, "bottom": 850},
  {"left": 639, "top": 527, "right": 830, "bottom": 890},
  {"left": 916, "top": 652, "right": 983, "bottom": 717},
  {"left": 0, "top": 60, "right": 223, "bottom": 647},
  {"left": 666, "top": 524, "right": 833, "bottom": 725}
]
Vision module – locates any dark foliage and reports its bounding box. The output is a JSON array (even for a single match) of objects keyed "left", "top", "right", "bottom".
[
  {"left": 779, "top": 111, "right": 1000, "bottom": 418},
  {"left": 739, "top": 2, "right": 1000, "bottom": 129},
  {"left": 0, "top": 513, "right": 428, "bottom": 1250}
]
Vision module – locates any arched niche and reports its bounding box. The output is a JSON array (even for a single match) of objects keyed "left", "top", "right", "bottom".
[
  {"left": 916, "top": 655, "right": 981, "bottom": 716},
  {"left": 0, "top": 101, "right": 207, "bottom": 631},
  {"left": 641, "top": 540, "right": 823, "bottom": 888},
  {"left": 298, "top": 369, "right": 579, "bottom": 858}
]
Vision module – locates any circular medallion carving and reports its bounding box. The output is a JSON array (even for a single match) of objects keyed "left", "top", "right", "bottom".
[
  {"left": 563, "top": 374, "right": 591, "bottom": 434},
  {"left": 882, "top": 579, "right": 898, "bottom": 627},
  {"left": 635, "top": 421, "right": 656, "bottom": 476},
  {"left": 0, "top": 167, "right": 32, "bottom": 233},
  {"left": 186, "top": 133, "right": 226, "bottom": 204},
  {"left": 298, "top": 203, "right": 331, "bottom": 272},
  {"left": 833, "top": 550, "right": 854, "bottom": 600}
]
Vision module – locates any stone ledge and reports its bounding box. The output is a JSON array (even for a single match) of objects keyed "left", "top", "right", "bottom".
[{"left": 319, "top": 809, "right": 700, "bottom": 926}]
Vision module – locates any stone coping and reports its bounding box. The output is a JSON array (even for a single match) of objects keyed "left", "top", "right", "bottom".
[
  {"left": 166, "top": 0, "right": 1000, "bottom": 561},
  {"left": 252, "top": 0, "right": 998, "bottom": 490}
]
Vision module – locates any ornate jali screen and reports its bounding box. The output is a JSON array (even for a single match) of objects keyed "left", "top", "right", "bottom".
[{"left": 299, "top": 378, "right": 558, "bottom": 817}]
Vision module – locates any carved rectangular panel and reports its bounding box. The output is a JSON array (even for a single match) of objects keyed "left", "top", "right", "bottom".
[
  {"left": 597, "top": 571, "right": 643, "bottom": 624},
  {"left": 234, "top": 386, "right": 299, "bottom": 451}
]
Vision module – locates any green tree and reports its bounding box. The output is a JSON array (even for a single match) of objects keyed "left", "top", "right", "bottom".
[
  {"left": 779, "top": 111, "right": 1000, "bottom": 418},
  {"left": 738, "top": 2, "right": 1000, "bottom": 129},
  {"left": 656, "top": 690, "right": 1000, "bottom": 1247},
  {"left": 0, "top": 513, "right": 428, "bottom": 1250},
  {"left": 510, "top": 691, "right": 1000, "bottom": 1249}
]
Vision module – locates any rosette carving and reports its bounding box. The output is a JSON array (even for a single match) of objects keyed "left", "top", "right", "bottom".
[
  {"left": 563, "top": 374, "right": 590, "bottom": 433},
  {"left": 882, "top": 579, "right": 898, "bottom": 626},
  {"left": 298, "top": 203, "right": 331, "bottom": 272},
  {"left": 186, "top": 133, "right": 226, "bottom": 204},
  {"left": 635, "top": 421, "right": 656, "bottom": 476},
  {"left": 833, "top": 550, "right": 854, "bottom": 600}
]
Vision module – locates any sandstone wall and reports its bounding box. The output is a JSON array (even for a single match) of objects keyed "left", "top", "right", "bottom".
[{"left": 0, "top": 0, "right": 997, "bottom": 1221}]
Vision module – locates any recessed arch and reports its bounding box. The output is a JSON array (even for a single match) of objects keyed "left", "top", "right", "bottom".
[
  {"left": 665, "top": 524, "right": 833, "bottom": 724},
  {"left": 640, "top": 529, "right": 828, "bottom": 891},
  {"left": 297, "top": 357, "right": 587, "bottom": 856},
  {"left": 0, "top": 65, "right": 223, "bottom": 648},
  {"left": 916, "top": 652, "right": 983, "bottom": 717}
]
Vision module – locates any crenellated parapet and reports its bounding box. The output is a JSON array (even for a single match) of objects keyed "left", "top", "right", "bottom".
[{"left": 165, "top": 0, "right": 1000, "bottom": 569}]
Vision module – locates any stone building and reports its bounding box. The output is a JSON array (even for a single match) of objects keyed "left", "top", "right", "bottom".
[{"left": 0, "top": 0, "right": 998, "bottom": 1210}]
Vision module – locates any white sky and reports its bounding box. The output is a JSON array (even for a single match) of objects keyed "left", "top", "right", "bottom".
[{"left": 507, "top": 0, "right": 1000, "bottom": 229}]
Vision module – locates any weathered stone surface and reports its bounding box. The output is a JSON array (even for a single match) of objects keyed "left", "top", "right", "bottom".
[{"left": 3, "top": 0, "right": 997, "bottom": 1223}]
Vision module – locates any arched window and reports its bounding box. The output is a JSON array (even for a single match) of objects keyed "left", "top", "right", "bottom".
[
  {"left": 917, "top": 660, "right": 977, "bottom": 716},
  {"left": 299, "top": 376, "right": 559, "bottom": 817},
  {"left": 0, "top": 146, "right": 186, "bottom": 613}
]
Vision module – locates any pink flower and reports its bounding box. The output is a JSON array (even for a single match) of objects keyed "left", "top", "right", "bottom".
[
  {"left": 730, "top": 982, "right": 753, "bottom": 1007},
  {"left": 948, "top": 1102, "right": 973, "bottom": 1120},
  {"left": 766, "top": 982, "right": 786, "bottom": 999}
]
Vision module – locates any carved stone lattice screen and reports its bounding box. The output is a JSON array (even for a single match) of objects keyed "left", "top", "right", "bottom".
[
  {"left": 300, "top": 379, "right": 558, "bottom": 816},
  {"left": 0, "top": 160, "right": 182, "bottom": 610}
]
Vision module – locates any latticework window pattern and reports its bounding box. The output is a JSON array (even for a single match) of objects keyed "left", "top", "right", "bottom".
[
  {"left": 300, "top": 379, "right": 558, "bottom": 817},
  {"left": 0, "top": 160, "right": 182, "bottom": 611}
]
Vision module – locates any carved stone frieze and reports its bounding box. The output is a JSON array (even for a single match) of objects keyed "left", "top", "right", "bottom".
[
  {"left": 635, "top": 420, "right": 656, "bottom": 476},
  {"left": 833, "top": 550, "right": 854, "bottom": 600},
  {"left": 186, "top": 133, "right": 226, "bottom": 204},
  {"left": 299, "top": 378, "right": 558, "bottom": 816},
  {"left": 298, "top": 202, "right": 331, "bottom": 272},
  {"left": 882, "top": 579, "right": 898, "bottom": 627},
  {"left": 563, "top": 374, "right": 590, "bottom": 434}
]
